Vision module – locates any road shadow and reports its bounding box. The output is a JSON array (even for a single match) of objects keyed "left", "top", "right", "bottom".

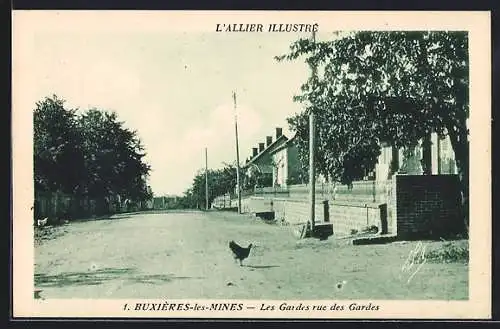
[
  {"left": 35, "top": 267, "right": 137, "bottom": 287},
  {"left": 35, "top": 267, "right": 204, "bottom": 288},
  {"left": 91, "top": 215, "right": 132, "bottom": 221},
  {"left": 68, "top": 214, "right": 133, "bottom": 224},
  {"left": 130, "top": 274, "right": 204, "bottom": 284},
  {"left": 245, "top": 265, "right": 279, "bottom": 269}
]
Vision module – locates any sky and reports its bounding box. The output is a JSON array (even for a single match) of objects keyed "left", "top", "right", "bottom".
[{"left": 16, "top": 13, "right": 335, "bottom": 196}]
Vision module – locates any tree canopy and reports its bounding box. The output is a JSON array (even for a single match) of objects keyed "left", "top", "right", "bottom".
[
  {"left": 180, "top": 162, "right": 256, "bottom": 209},
  {"left": 277, "top": 31, "right": 468, "bottom": 181},
  {"left": 34, "top": 95, "right": 152, "bottom": 203},
  {"left": 277, "top": 30, "right": 469, "bottom": 223},
  {"left": 182, "top": 163, "right": 238, "bottom": 209}
]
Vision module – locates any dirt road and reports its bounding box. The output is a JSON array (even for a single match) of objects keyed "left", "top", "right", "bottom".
[{"left": 34, "top": 211, "right": 468, "bottom": 300}]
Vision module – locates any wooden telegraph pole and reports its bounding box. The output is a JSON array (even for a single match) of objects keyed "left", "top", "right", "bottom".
[
  {"left": 308, "top": 30, "right": 317, "bottom": 236},
  {"left": 205, "top": 147, "right": 209, "bottom": 210},
  {"left": 233, "top": 91, "right": 242, "bottom": 214}
]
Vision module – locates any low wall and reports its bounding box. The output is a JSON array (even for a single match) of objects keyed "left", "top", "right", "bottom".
[
  {"left": 239, "top": 175, "right": 465, "bottom": 240},
  {"left": 329, "top": 201, "right": 384, "bottom": 236},
  {"left": 273, "top": 198, "right": 326, "bottom": 228},
  {"left": 242, "top": 195, "right": 384, "bottom": 237}
]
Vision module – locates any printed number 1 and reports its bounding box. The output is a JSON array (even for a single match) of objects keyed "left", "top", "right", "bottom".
[{"left": 123, "top": 303, "right": 128, "bottom": 310}]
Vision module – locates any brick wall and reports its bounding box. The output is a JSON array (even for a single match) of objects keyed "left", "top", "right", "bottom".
[{"left": 394, "top": 174, "right": 464, "bottom": 239}]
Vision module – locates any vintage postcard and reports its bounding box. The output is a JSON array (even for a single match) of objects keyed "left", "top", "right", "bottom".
[{"left": 12, "top": 10, "right": 491, "bottom": 319}]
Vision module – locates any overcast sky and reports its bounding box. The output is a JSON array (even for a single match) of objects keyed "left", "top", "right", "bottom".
[{"left": 18, "top": 15, "right": 337, "bottom": 196}]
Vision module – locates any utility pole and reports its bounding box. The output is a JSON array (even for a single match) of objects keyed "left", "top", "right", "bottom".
[
  {"left": 308, "top": 30, "right": 317, "bottom": 235},
  {"left": 233, "top": 91, "right": 242, "bottom": 214},
  {"left": 205, "top": 147, "right": 209, "bottom": 210}
]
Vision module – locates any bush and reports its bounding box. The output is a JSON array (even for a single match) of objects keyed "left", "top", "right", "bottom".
[{"left": 426, "top": 240, "right": 469, "bottom": 264}]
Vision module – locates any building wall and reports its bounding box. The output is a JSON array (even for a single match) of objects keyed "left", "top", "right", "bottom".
[
  {"left": 272, "top": 148, "right": 287, "bottom": 187},
  {"left": 436, "top": 135, "right": 457, "bottom": 174},
  {"left": 375, "top": 133, "right": 458, "bottom": 179},
  {"left": 272, "top": 144, "right": 303, "bottom": 187},
  {"left": 376, "top": 145, "right": 392, "bottom": 181},
  {"left": 286, "top": 145, "right": 302, "bottom": 185}
]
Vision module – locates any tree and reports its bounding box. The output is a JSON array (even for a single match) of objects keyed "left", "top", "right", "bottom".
[
  {"left": 77, "top": 108, "right": 151, "bottom": 203},
  {"left": 277, "top": 31, "right": 469, "bottom": 225},
  {"left": 286, "top": 104, "right": 381, "bottom": 185},
  {"left": 33, "top": 95, "right": 152, "bottom": 209},
  {"left": 184, "top": 162, "right": 246, "bottom": 209},
  {"left": 34, "top": 95, "right": 86, "bottom": 194}
]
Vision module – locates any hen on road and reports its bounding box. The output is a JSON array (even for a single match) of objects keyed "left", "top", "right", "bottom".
[{"left": 229, "top": 240, "right": 253, "bottom": 266}]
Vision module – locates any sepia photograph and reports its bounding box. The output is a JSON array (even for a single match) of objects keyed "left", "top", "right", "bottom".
[{"left": 11, "top": 10, "right": 491, "bottom": 319}]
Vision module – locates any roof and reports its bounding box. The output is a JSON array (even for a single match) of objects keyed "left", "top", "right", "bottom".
[
  {"left": 243, "top": 134, "right": 288, "bottom": 168},
  {"left": 269, "top": 134, "right": 297, "bottom": 155}
]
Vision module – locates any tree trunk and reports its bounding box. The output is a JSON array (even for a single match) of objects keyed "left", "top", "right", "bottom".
[{"left": 446, "top": 123, "right": 469, "bottom": 236}]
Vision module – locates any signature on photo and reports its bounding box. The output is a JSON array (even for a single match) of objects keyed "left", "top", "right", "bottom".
[{"left": 401, "top": 241, "right": 427, "bottom": 284}]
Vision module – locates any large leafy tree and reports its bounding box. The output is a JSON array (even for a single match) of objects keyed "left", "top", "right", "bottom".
[
  {"left": 34, "top": 95, "right": 86, "bottom": 194},
  {"left": 77, "top": 109, "right": 151, "bottom": 202},
  {"left": 34, "top": 95, "right": 152, "bottom": 206},
  {"left": 277, "top": 31, "right": 469, "bottom": 223}
]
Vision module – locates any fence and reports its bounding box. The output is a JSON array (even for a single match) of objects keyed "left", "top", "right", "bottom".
[
  {"left": 252, "top": 180, "right": 391, "bottom": 203},
  {"left": 33, "top": 191, "right": 141, "bottom": 224}
]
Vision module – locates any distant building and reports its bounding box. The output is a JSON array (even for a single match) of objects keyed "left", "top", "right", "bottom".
[
  {"left": 375, "top": 132, "right": 458, "bottom": 181},
  {"left": 269, "top": 134, "right": 302, "bottom": 187},
  {"left": 242, "top": 127, "right": 289, "bottom": 188}
]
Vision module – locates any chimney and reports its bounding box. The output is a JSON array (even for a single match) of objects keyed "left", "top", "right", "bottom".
[
  {"left": 252, "top": 148, "right": 258, "bottom": 157},
  {"left": 266, "top": 136, "right": 273, "bottom": 147},
  {"left": 276, "top": 127, "right": 283, "bottom": 139},
  {"left": 259, "top": 143, "right": 265, "bottom": 152}
]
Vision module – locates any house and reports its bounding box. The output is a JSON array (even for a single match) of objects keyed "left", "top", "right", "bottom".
[
  {"left": 374, "top": 131, "right": 458, "bottom": 181},
  {"left": 242, "top": 127, "right": 289, "bottom": 188},
  {"left": 268, "top": 134, "right": 303, "bottom": 187}
]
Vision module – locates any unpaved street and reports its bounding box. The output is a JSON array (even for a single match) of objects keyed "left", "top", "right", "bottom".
[{"left": 35, "top": 211, "right": 468, "bottom": 300}]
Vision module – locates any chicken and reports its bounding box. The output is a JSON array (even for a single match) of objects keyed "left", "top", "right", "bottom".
[
  {"left": 37, "top": 217, "right": 48, "bottom": 227},
  {"left": 229, "top": 240, "right": 253, "bottom": 266},
  {"left": 34, "top": 289, "right": 44, "bottom": 300}
]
